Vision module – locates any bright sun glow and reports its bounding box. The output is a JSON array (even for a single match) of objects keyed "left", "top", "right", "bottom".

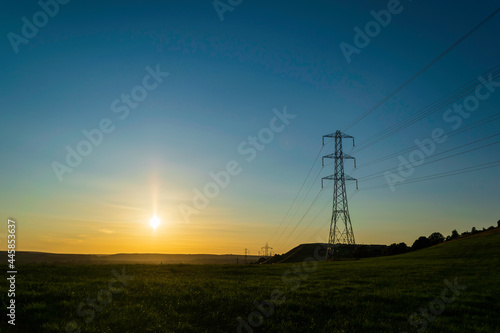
[{"left": 149, "top": 215, "right": 160, "bottom": 230}]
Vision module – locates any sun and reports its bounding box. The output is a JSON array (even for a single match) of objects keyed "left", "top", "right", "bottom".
[{"left": 149, "top": 215, "right": 160, "bottom": 230}]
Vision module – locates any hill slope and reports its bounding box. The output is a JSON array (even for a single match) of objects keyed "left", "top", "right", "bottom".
[{"left": 266, "top": 227, "right": 500, "bottom": 263}]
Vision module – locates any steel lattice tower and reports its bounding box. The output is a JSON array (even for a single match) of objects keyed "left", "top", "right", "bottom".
[
  {"left": 321, "top": 131, "right": 357, "bottom": 259},
  {"left": 261, "top": 242, "right": 273, "bottom": 257}
]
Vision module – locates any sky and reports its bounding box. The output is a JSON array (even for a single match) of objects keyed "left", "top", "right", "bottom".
[{"left": 1, "top": 0, "right": 499, "bottom": 255}]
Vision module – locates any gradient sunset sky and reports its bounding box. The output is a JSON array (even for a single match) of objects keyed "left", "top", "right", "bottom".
[{"left": 1, "top": 0, "right": 499, "bottom": 254}]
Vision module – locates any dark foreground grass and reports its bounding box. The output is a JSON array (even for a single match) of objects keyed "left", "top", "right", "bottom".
[{"left": 1, "top": 229, "right": 499, "bottom": 332}]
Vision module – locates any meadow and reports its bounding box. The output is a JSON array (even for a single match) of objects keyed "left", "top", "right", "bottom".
[{"left": 1, "top": 229, "right": 499, "bottom": 332}]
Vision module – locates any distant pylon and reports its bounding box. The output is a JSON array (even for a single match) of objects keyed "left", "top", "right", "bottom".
[
  {"left": 322, "top": 130, "right": 357, "bottom": 259},
  {"left": 244, "top": 248, "right": 248, "bottom": 263},
  {"left": 261, "top": 242, "right": 273, "bottom": 257}
]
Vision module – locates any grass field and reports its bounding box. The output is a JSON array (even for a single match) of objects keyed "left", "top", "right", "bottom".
[{"left": 1, "top": 228, "right": 499, "bottom": 332}]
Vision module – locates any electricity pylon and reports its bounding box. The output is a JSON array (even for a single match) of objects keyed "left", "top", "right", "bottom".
[
  {"left": 261, "top": 242, "right": 273, "bottom": 257},
  {"left": 321, "top": 131, "right": 357, "bottom": 259}
]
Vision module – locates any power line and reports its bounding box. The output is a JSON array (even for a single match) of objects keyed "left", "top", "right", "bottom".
[
  {"left": 272, "top": 162, "right": 325, "bottom": 247},
  {"left": 276, "top": 188, "right": 324, "bottom": 252},
  {"left": 267, "top": 145, "right": 325, "bottom": 243},
  {"left": 272, "top": 141, "right": 337, "bottom": 246},
  {"left": 355, "top": 112, "right": 500, "bottom": 169},
  {"left": 342, "top": 7, "right": 500, "bottom": 131},
  {"left": 352, "top": 65, "right": 500, "bottom": 153},
  {"left": 353, "top": 66, "right": 500, "bottom": 152},
  {"left": 285, "top": 193, "right": 332, "bottom": 250},
  {"left": 358, "top": 134, "right": 500, "bottom": 182},
  {"left": 268, "top": 140, "right": 338, "bottom": 254},
  {"left": 359, "top": 160, "right": 500, "bottom": 191}
]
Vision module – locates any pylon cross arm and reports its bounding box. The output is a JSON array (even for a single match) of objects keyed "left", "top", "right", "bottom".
[{"left": 322, "top": 131, "right": 355, "bottom": 146}]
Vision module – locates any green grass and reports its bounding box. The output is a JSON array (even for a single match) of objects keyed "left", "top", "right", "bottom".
[{"left": 1, "top": 229, "right": 499, "bottom": 332}]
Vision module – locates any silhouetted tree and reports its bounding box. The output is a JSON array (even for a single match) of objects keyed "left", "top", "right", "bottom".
[
  {"left": 383, "top": 244, "right": 395, "bottom": 256},
  {"left": 383, "top": 242, "right": 409, "bottom": 256},
  {"left": 451, "top": 229, "right": 459, "bottom": 239},
  {"left": 471, "top": 227, "right": 478, "bottom": 234},
  {"left": 428, "top": 232, "right": 445, "bottom": 246},
  {"left": 395, "top": 242, "right": 409, "bottom": 254},
  {"left": 412, "top": 236, "right": 430, "bottom": 251},
  {"left": 498, "top": 220, "right": 500, "bottom": 227}
]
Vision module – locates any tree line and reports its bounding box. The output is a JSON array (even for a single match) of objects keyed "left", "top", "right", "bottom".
[{"left": 381, "top": 219, "right": 500, "bottom": 256}]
